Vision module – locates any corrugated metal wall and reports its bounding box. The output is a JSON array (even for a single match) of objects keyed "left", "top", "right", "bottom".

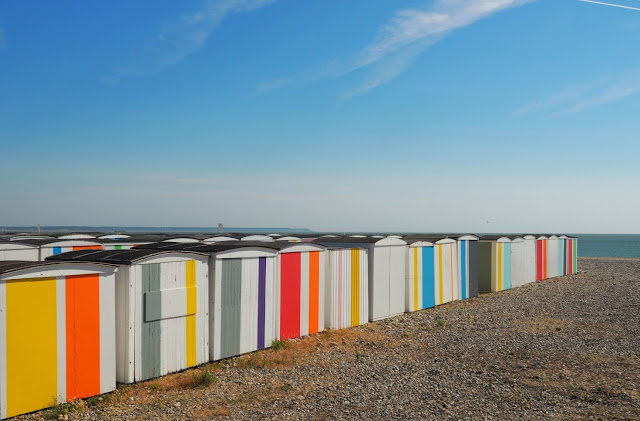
[
  {"left": 325, "top": 248, "right": 368, "bottom": 329},
  {"left": 0, "top": 269, "right": 116, "bottom": 419},
  {"left": 212, "top": 255, "right": 277, "bottom": 361},
  {"left": 370, "top": 245, "right": 406, "bottom": 321},
  {"left": 116, "top": 258, "right": 208, "bottom": 383},
  {"left": 277, "top": 250, "right": 325, "bottom": 341}
]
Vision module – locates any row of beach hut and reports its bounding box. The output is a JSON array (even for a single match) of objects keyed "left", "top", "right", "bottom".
[{"left": 0, "top": 232, "right": 577, "bottom": 419}]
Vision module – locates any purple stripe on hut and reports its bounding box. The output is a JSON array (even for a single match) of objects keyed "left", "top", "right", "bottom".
[{"left": 257, "top": 256, "right": 266, "bottom": 349}]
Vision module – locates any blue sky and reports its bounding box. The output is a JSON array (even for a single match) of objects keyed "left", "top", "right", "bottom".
[{"left": 1, "top": 0, "right": 639, "bottom": 233}]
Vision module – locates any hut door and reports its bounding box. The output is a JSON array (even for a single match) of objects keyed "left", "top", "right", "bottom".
[
  {"left": 66, "top": 274, "right": 101, "bottom": 401},
  {"left": 371, "top": 247, "right": 390, "bottom": 320},
  {"left": 280, "top": 252, "right": 301, "bottom": 340},
  {"left": 388, "top": 246, "right": 405, "bottom": 316}
]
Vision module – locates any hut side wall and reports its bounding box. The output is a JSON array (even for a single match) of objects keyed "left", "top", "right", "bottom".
[
  {"left": 547, "top": 238, "right": 559, "bottom": 278},
  {"left": 212, "top": 256, "right": 277, "bottom": 361},
  {"left": 119, "top": 259, "right": 208, "bottom": 383},
  {"left": 0, "top": 272, "right": 116, "bottom": 419},
  {"left": 277, "top": 250, "right": 326, "bottom": 341},
  {"left": 434, "top": 242, "right": 458, "bottom": 305},
  {"left": 325, "top": 248, "right": 369, "bottom": 329}
]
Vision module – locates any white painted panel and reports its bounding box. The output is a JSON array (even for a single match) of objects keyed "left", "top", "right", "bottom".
[
  {"left": 343, "top": 249, "right": 351, "bottom": 328},
  {"left": 440, "top": 244, "right": 453, "bottom": 305},
  {"left": 434, "top": 245, "right": 442, "bottom": 305},
  {"left": 405, "top": 247, "right": 414, "bottom": 312},
  {"left": 547, "top": 238, "right": 559, "bottom": 278},
  {"left": 56, "top": 276, "right": 66, "bottom": 404},
  {"left": 361, "top": 249, "right": 369, "bottom": 325},
  {"left": 300, "top": 252, "right": 309, "bottom": 337},
  {"left": 511, "top": 240, "right": 526, "bottom": 288},
  {"left": 99, "top": 273, "right": 117, "bottom": 393},
  {"left": 0, "top": 248, "right": 39, "bottom": 261},
  {"left": 264, "top": 257, "right": 277, "bottom": 347},
  {"left": 212, "top": 260, "right": 222, "bottom": 361},
  {"left": 388, "top": 246, "right": 406, "bottom": 317},
  {"left": 133, "top": 265, "right": 142, "bottom": 382},
  {"left": 371, "top": 247, "right": 390, "bottom": 321},
  {"left": 197, "top": 260, "right": 209, "bottom": 364},
  {"left": 144, "top": 287, "right": 192, "bottom": 322},
  {"left": 318, "top": 251, "right": 325, "bottom": 333}
]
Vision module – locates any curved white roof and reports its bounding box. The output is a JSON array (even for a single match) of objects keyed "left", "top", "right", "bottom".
[{"left": 58, "top": 234, "right": 96, "bottom": 240}]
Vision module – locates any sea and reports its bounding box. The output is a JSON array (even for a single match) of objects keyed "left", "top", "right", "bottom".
[{"left": 577, "top": 234, "right": 640, "bottom": 258}]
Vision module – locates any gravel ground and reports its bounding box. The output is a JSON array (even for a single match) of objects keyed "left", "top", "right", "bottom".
[{"left": 21, "top": 257, "right": 640, "bottom": 420}]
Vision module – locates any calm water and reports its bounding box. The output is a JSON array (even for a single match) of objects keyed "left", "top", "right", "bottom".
[{"left": 577, "top": 234, "right": 640, "bottom": 258}]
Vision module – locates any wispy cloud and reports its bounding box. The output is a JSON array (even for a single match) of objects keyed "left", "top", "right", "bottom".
[
  {"left": 109, "top": 0, "right": 276, "bottom": 82},
  {"left": 577, "top": 0, "right": 640, "bottom": 12},
  {"left": 514, "top": 70, "right": 640, "bottom": 115},
  {"left": 258, "top": 0, "right": 537, "bottom": 99},
  {"left": 0, "top": 27, "right": 6, "bottom": 48}
]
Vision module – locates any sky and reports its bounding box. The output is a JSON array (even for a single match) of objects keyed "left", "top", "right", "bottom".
[{"left": 1, "top": 0, "right": 640, "bottom": 233}]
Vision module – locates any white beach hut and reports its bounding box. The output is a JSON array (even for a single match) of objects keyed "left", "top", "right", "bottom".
[
  {"left": 47, "top": 249, "right": 210, "bottom": 383},
  {"left": 0, "top": 240, "right": 41, "bottom": 261},
  {"left": 0, "top": 260, "right": 118, "bottom": 419},
  {"left": 313, "top": 236, "right": 406, "bottom": 322}
]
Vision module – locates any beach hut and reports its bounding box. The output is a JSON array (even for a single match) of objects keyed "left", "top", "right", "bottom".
[
  {"left": 536, "top": 236, "right": 548, "bottom": 281},
  {"left": 275, "top": 243, "right": 326, "bottom": 340},
  {"left": 547, "top": 235, "right": 560, "bottom": 278},
  {"left": 0, "top": 240, "right": 41, "bottom": 261},
  {"left": 312, "top": 236, "right": 406, "bottom": 322},
  {"left": 454, "top": 235, "right": 479, "bottom": 300},
  {"left": 478, "top": 236, "right": 512, "bottom": 292},
  {"left": 241, "top": 235, "right": 275, "bottom": 242},
  {"left": 47, "top": 249, "right": 209, "bottom": 383},
  {"left": 404, "top": 236, "right": 459, "bottom": 311},
  {"left": 521, "top": 235, "right": 538, "bottom": 284},
  {"left": 510, "top": 236, "right": 537, "bottom": 288},
  {"left": 58, "top": 234, "right": 97, "bottom": 240},
  {"left": 404, "top": 239, "right": 435, "bottom": 312},
  {"left": 202, "top": 235, "right": 240, "bottom": 243},
  {"left": 275, "top": 236, "right": 301, "bottom": 242},
  {"left": 98, "top": 234, "right": 131, "bottom": 240},
  {"left": 138, "top": 241, "right": 281, "bottom": 361},
  {"left": 317, "top": 244, "right": 369, "bottom": 330},
  {"left": 182, "top": 242, "right": 279, "bottom": 361},
  {"left": 0, "top": 260, "right": 118, "bottom": 419},
  {"left": 163, "top": 236, "right": 202, "bottom": 244},
  {"left": 99, "top": 236, "right": 166, "bottom": 251},
  {"left": 40, "top": 240, "right": 103, "bottom": 260}
]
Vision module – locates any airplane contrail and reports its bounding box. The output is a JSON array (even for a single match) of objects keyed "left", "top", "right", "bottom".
[{"left": 577, "top": 0, "right": 640, "bottom": 11}]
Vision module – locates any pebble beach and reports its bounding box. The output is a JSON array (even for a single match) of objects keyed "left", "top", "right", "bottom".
[{"left": 21, "top": 257, "right": 640, "bottom": 420}]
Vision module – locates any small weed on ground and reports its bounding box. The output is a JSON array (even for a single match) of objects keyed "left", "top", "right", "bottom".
[
  {"left": 193, "top": 370, "right": 216, "bottom": 387},
  {"left": 44, "top": 402, "right": 77, "bottom": 420},
  {"left": 436, "top": 319, "right": 446, "bottom": 327},
  {"left": 272, "top": 339, "right": 287, "bottom": 350},
  {"left": 355, "top": 351, "right": 362, "bottom": 362}
]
